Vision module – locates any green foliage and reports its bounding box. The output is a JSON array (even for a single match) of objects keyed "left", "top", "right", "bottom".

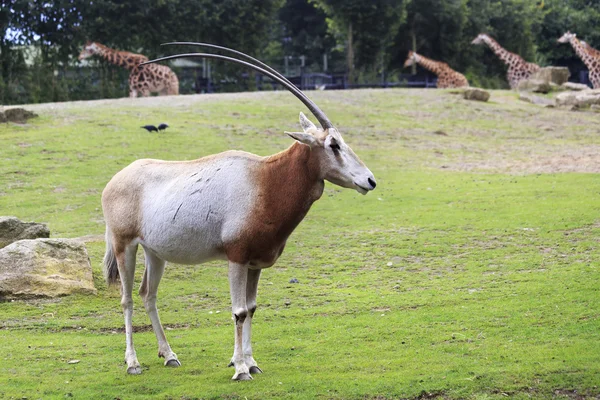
[
  {"left": 0, "top": 89, "right": 599, "bottom": 398},
  {"left": 2, "top": 0, "right": 600, "bottom": 103}
]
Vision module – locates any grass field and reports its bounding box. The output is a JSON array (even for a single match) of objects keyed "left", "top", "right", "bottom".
[{"left": 1, "top": 89, "right": 599, "bottom": 399}]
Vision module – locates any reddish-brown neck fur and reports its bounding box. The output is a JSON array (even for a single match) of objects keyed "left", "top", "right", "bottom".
[{"left": 225, "top": 142, "right": 324, "bottom": 265}]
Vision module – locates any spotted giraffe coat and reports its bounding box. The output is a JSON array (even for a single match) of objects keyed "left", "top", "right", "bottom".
[
  {"left": 404, "top": 51, "right": 469, "bottom": 88},
  {"left": 78, "top": 42, "right": 179, "bottom": 97},
  {"left": 473, "top": 34, "right": 540, "bottom": 89},
  {"left": 560, "top": 34, "right": 600, "bottom": 89}
]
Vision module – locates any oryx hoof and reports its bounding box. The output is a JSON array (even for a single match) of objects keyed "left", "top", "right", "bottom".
[
  {"left": 249, "top": 366, "right": 263, "bottom": 374},
  {"left": 232, "top": 372, "right": 253, "bottom": 381},
  {"left": 227, "top": 361, "right": 234, "bottom": 368},
  {"left": 127, "top": 366, "right": 142, "bottom": 375},
  {"left": 165, "top": 359, "right": 181, "bottom": 367}
]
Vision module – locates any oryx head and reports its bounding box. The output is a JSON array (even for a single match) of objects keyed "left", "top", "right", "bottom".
[
  {"left": 403, "top": 51, "right": 417, "bottom": 68},
  {"left": 143, "top": 42, "right": 377, "bottom": 195},
  {"left": 78, "top": 41, "right": 100, "bottom": 61},
  {"left": 558, "top": 31, "right": 576, "bottom": 44},
  {"left": 285, "top": 113, "right": 376, "bottom": 194}
]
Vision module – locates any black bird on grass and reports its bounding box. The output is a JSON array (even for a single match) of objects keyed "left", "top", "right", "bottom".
[
  {"left": 141, "top": 125, "right": 158, "bottom": 132},
  {"left": 158, "top": 123, "right": 169, "bottom": 131}
]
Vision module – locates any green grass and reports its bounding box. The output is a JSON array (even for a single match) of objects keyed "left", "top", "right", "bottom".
[{"left": 0, "top": 89, "right": 599, "bottom": 399}]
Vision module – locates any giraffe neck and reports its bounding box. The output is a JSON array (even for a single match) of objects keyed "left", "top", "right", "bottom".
[
  {"left": 94, "top": 43, "right": 148, "bottom": 70},
  {"left": 482, "top": 36, "right": 520, "bottom": 66},
  {"left": 570, "top": 37, "right": 595, "bottom": 68},
  {"left": 414, "top": 54, "right": 447, "bottom": 75}
]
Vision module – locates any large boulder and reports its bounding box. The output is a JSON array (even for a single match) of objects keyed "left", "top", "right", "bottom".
[
  {"left": 517, "top": 67, "right": 571, "bottom": 93},
  {"left": 462, "top": 87, "right": 490, "bottom": 102},
  {"left": 0, "top": 216, "right": 50, "bottom": 249},
  {"left": 531, "top": 67, "right": 570, "bottom": 85},
  {"left": 0, "top": 239, "right": 96, "bottom": 299}
]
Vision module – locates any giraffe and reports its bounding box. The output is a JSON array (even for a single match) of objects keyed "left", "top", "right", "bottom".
[
  {"left": 78, "top": 42, "right": 179, "bottom": 97},
  {"left": 580, "top": 40, "right": 600, "bottom": 58},
  {"left": 404, "top": 51, "right": 469, "bottom": 88},
  {"left": 471, "top": 34, "right": 540, "bottom": 89},
  {"left": 558, "top": 32, "right": 600, "bottom": 89}
]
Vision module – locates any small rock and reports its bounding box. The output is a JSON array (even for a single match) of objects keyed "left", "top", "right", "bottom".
[
  {"left": 67, "top": 360, "right": 80, "bottom": 364},
  {"left": 3, "top": 108, "right": 38, "bottom": 124},
  {"left": 289, "top": 278, "right": 299, "bottom": 284},
  {"left": 462, "top": 88, "right": 490, "bottom": 102},
  {"left": 517, "top": 79, "right": 552, "bottom": 94},
  {"left": 433, "top": 130, "right": 448, "bottom": 136},
  {"left": 386, "top": 262, "right": 393, "bottom": 267},
  {"left": 284, "top": 300, "right": 291, "bottom": 306}
]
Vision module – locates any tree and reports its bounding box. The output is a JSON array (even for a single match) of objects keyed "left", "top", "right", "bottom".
[{"left": 311, "top": 0, "right": 408, "bottom": 83}]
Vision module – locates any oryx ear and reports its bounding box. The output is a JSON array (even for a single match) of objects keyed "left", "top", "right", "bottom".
[
  {"left": 299, "top": 112, "right": 317, "bottom": 133},
  {"left": 285, "top": 131, "right": 319, "bottom": 146}
]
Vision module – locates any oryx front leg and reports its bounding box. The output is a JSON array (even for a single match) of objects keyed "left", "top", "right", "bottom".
[
  {"left": 117, "top": 243, "right": 142, "bottom": 375},
  {"left": 243, "top": 268, "right": 262, "bottom": 374},
  {"left": 228, "top": 262, "right": 252, "bottom": 380},
  {"left": 140, "top": 249, "right": 180, "bottom": 368}
]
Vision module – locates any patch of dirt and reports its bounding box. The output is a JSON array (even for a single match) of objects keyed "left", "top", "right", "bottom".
[{"left": 72, "top": 234, "right": 105, "bottom": 243}]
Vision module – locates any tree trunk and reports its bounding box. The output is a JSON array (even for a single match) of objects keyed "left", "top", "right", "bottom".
[
  {"left": 347, "top": 21, "right": 355, "bottom": 84},
  {"left": 411, "top": 30, "right": 417, "bottom": 75}
]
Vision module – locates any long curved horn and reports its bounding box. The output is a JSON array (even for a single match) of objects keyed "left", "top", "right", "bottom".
[
  {"left": 162, "top": 42, "right": 295, "bottom": 86},
  {"left": 162, "top": 42, "right": 324, "bottom": 124},
  {"left": 141, "top": 52, "right": 333, "bottom": 130}
]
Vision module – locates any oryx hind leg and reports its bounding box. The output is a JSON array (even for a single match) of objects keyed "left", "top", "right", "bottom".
[
  {"left": 140, "top": 248, "right": 180, "bottom": 368},
  {"left": 115, "top": 242, "right": 141, "bottom": 374}
]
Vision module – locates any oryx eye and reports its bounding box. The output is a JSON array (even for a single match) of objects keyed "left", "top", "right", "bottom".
[{"left": 330, "top": 143, "right": 341, "bottom": 151}]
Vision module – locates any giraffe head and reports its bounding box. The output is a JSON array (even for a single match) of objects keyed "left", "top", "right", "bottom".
[
  {"left": 403, "top": 51, "right": 417, "bottom": 67},
  {"left": 78, "top": 41, "right": 101, "bottom": 61},
  {"left": 471, "top": 33, "right": 489, "bottom": 45},
  {"left": 558, "top": 31, "right": 576, "bottom": 44}
]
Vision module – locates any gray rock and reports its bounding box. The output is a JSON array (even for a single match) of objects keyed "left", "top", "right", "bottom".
[
  {"left": 0, "top": 216, "right": 50, "bottom": 249},
  {"left": 555, "top": 91, "right": 580, "bottom": 106},
  {"left": 556, "top": 90, "right": 600, "bottom": 108},
  {"left": 531, "top": 67, "right": 570, "bottom": 85},
  {"left": 462, "top": 88, "right": 490, "bottom": 102},
  {"left": 561, "top": 82, "right": 590, "bottom": 91},
  {"left": 519, "top": 93, "right": 554, "bottom": 106},
  {"left": 0, "top": 239, "right": 96, "bottom": 299},
  {"left": 517, "top": 79, "right": 553, "bottom": 93}
]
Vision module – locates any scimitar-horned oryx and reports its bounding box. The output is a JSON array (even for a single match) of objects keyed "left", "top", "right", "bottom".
[{"left": 102, "top": 42, "right": 377, "bottom": 380}]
